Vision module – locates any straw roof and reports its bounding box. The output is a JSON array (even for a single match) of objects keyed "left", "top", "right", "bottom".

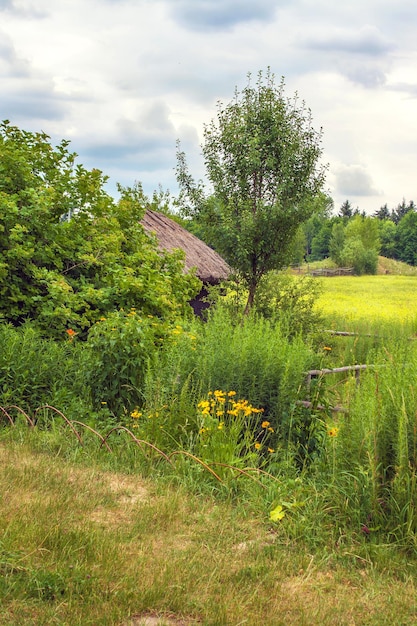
[{"left": 141, "top": 209, "right": 231, "bottom": 284}]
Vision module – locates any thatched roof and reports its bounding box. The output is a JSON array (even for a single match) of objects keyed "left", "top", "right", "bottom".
[{"left": 141, "top": 209, "right": 230, "bottom": 284}]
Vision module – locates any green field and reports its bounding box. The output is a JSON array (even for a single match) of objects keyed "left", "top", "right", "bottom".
[{"left": 316, "top": 275, "right": 417, "bottom": 326}]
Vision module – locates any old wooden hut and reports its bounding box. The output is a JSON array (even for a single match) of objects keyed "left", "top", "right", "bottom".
[{"left": 141, "top": 209, "right": 231, "bottom": 316}]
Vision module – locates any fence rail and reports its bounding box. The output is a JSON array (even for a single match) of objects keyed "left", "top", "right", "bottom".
[
  {"left": 299, "top": 364, "right": 372, "bottom": 414},
  {"left": 309, "top": 267, "right": 354, "bottom": 277}
]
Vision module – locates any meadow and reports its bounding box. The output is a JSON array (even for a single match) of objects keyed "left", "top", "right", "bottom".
[
  {"left": 316, "top": 274, "right": 417, "bottom": 327},
  {"left": 2, "top": 272, "right": 417, "bottom": 624}
]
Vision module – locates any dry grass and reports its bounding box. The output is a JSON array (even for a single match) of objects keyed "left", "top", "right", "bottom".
[{"left": 1, "top": 439, "right": 417, "bottom": 625}]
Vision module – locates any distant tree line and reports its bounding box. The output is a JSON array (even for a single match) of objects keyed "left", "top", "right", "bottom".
[{"left": 295, "top": 197, "right": 417, "bottom": 273}]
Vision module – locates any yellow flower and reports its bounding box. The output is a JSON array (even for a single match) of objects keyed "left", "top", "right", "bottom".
[
  {"left": 254, "top": 442, "right": 262, "bottom": 450},
  {"left": 130, "top": 409, "right": 142, "bottom": 419},
  {"left": 227, "top": 390, "right": 236, "bottom": 396},
  {"left": 323, "top": 346, "right": 332, "bottom": 351},
  {"left": 327, "top": 427, "right": 339, "bottom": 437},
  {"left": 268, "top": 448, "right": 275, "bottom": 454},
  {"left": 268, "top": 427, "right": 275, "bottom": 433},
  {"left": 261, "top": 421, "right": 270, "bottom": 429},
  {"left": 218, "top": 422, "right": 224, "bottom": 430}
]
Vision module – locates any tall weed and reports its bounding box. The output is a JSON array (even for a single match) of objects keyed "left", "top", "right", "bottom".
[
  {"left": 329, "top": 338, "right": 417, "bottom": 546},
  {"left": 0, "top": 323, "right": 87, "bottom": 413}
]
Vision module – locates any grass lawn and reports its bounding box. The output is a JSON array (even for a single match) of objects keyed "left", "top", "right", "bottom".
[{"left": 1, "top": 436, "right": 417, "bottom": 626}]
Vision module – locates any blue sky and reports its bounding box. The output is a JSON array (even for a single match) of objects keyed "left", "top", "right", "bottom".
[{"left": 1, "top": 0, "right": 416, "bottom": 213}]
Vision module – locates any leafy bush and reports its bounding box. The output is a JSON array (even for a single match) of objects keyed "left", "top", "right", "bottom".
[
  {"left": 82, "top": 309, "right": 171, "bottom": 416},
  {"left": 341, "top": 237, "right": 378, "bottom": 275},
  {"left": 254, "top": 271, "right": 324, "bottom": 337},
  {"left": 0, "top": 123, "right": 199, "bottom": 337},
  {"left": 0, "top": 323, "right": 89, "bottom": 415}
]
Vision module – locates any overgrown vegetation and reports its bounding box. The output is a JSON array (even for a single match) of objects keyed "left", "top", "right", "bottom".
[{"left": 3, "top": 116, "right": 417, "bottom": 624}]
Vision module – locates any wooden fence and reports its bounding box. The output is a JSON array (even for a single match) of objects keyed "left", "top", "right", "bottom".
[
  {"left": 298, "top": 364, "right": 371, "bottom": 414},
  {"left": 309, "top": 267, "right": 354, "bottom": 277}
]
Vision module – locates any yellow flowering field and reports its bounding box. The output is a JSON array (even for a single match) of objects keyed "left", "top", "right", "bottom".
[{"left": 315, "top": 275, "right": 417, "bottom": 325}]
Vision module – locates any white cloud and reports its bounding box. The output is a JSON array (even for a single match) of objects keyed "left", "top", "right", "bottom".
[
  {"left": 335, "top": 165, "right": 379, "bottom": 197},
  {"left": 0, "top": 0, "right": 416, "bottom": 213}
]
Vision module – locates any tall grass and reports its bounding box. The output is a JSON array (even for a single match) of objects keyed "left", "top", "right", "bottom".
[
  {"left": 139, "top": 306, "right": 316, "bottom": 454},
  {"left": 318, "top": 329, "right": 417, "bottom": 548}
]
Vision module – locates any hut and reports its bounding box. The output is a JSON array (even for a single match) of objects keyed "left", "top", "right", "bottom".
[{"left": 141, "top": 209, "right": 231, "bottom": 316}]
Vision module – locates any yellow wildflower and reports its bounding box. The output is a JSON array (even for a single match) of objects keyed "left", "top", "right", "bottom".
[
  {"left": 254, "top": 442, "right": 262, "bottom": 450},
  {"left": 327, "top": 427, "right": 339, "bottom": 437},
  {"left": 268, "top": 448, "right": 275, "bottom": 454},
  {"left": 261, "top": 421, "right": 270, "bottom": 429},
  {"left": 131, "top": 409, "right": 142, "bottom": 419}
]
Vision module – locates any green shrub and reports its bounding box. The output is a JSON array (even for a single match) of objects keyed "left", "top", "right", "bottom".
[
  {"left": 254, "top": 271, "right": 324, "bottom": 337},
  {"left": 0, "top": 323, "right": 87, "bottom": 413},
  {"left": 82, "top": 309, "right": 170, "bottom": 416}
]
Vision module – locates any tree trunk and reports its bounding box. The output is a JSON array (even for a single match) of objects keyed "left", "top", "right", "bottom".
[{"left": 243, "top": 281, "right": 257, "bottom": 315}]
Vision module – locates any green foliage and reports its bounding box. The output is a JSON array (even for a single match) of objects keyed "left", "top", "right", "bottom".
[
  {"left": 341, "top": 237, "right": 379, "bottom": 274},
  {"left": 82, "top": 309, "right": 172, "bottom": 416},
  {"left": 378, "top": 219, "right": 398, "bottom": 259},
  {"left": 344, "top": 214, "right": 380, "bottom": 251},
  {"left": 0, "top": 323, "right": 84, "bottom": 412},
  {"left": 330, "top": 214, "right": 380, "bottom": 274},
  {"left": 190, "top": 306, "right": 314, "bottom": 446},
  {"left": 396, "top": 210, "right": 417, "bottom": 265},
  {"left": 194, "top": 390, "right": 273, "bottom": 476},
  {"left": 310, "top": 220, "right": 332, "bottom": 261},
  {"left": 328, "top": 221, "right": 345, "bottom": 265},
  {"left": 0, "top": 122, "right": 199, "bottom": 337},
  {"left": 253, "top": 271, "right": 324, "bottom": 337},
  {"left": 330, "top": 339, "right": 417, "bottom": 546},
  {"left": 177, "top": 70, "right": 326, "bottom": 312}
]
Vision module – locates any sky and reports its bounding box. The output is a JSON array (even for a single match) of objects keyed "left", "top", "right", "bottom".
[{"left": 1, "top": 0, "right": 416, "bottom": 215}]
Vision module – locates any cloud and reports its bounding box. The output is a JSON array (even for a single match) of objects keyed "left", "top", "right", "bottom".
[
  {"left": 0, "top": 33, "right": 31, "bottom": 76},
  {"left": 335, "top": 165, "right": 379, "bottom": 197},
  {"left": 170, "top": 0, "right": 278, "bottom": 31},
  {"left": 1, "top": 90, "right": 67, "bottom": 121},
  {"left": 343, "top": 63, "right": 387, "bottom": 88},
  {"left": 387, "top": 81, "right": 417, "bottom": 98},
  {"left": 305, "top": 25, "right": 394, "bottom": 56},
  {"left": 80, "top": 101, "right": 179, "bottom": 173},
  {"left": 0, "top": 0, "right": 46, "bottom": 17}
]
